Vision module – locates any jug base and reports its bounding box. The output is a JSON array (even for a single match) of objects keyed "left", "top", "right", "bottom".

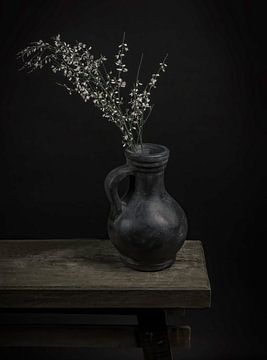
[{"left": 120, "top": 255, "right": 175, "bottom": 272}]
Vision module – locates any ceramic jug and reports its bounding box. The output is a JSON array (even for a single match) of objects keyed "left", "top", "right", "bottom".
[{"left": 104, "top": 143, "right": 188, "bottom": 271}]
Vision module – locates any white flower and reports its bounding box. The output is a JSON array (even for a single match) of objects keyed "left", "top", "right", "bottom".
[{"left": 18, "top": 33, "right": 168, "bottom": 150}]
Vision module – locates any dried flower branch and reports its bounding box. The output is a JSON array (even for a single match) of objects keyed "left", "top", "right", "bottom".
[{"left": 17, "top": 34, "right": 168, "bottom": 150}]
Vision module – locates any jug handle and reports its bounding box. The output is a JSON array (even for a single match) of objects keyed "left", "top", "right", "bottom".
[{"left": 104, "top": 164, "right": 134, "bottom": 217}]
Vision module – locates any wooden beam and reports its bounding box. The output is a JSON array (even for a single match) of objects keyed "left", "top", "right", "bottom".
[{"left": 0, "top": 325, "right": 191, "bottom": 348}]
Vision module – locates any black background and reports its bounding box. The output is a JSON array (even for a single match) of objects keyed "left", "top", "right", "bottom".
[{"left": 0, "top": 0, "right": 266, "bottom": 359}]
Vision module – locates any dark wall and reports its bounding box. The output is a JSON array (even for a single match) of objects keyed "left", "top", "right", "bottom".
[{"left": 0, "top": 0, "right": 266, "bottom": 359}]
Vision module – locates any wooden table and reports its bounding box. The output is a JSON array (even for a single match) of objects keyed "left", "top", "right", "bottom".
[{"left": 0, "top": 239, "right": 211, "bottom": 359}]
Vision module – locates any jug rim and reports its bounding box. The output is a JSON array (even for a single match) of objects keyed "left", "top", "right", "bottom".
[{"left": 125, "top": 143, "right": 169, "bottom": 163}]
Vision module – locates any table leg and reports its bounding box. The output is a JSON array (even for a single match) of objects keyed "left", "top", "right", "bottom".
[{"left": 137, "top": 309, "right": 173, "bottom": 360}]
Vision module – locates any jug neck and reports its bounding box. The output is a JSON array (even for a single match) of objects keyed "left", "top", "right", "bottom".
[
  {"left": 125, "top": 143, "right": 169, "bottom": 196},
  {"left": 134, "top": 170, "right": 166, "bottom": 195}
]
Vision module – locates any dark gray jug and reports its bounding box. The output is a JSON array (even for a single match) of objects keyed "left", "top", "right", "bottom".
[{"left": 104, "top": 143, "right": 187, "bottom": 271}]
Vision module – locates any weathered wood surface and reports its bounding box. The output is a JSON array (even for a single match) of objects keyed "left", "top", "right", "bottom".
[
  {"left": 0, "top": 325, "right": 190, "bottom": 348},
  {"left": 0, "top": 239, "right": 210, "bottom": 308}
]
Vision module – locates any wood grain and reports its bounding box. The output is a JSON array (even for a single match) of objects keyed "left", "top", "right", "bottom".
[{"left": 0, "top": 239, "right": 211, "bottom": 309}]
